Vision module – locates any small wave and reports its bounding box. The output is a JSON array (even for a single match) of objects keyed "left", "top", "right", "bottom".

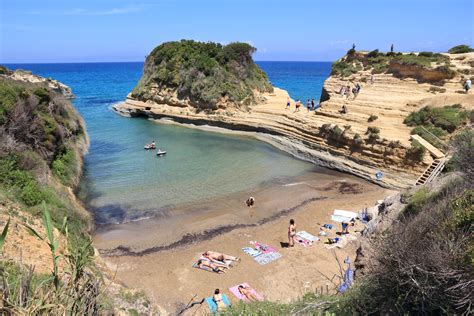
[
  {"left": 283, "top": 182, "right": 306, "bottom": 187},
  {"left": 108, "top": 101, "right": 125, "bottom": 111}
]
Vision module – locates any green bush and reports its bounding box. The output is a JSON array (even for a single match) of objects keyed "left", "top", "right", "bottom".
[
  {"left": 20, "top": 181, "right": 45, "bottom": 206},
  {"left": 404, "top": 105, "right": 470, "bottom": 133},
  {"left": 368, "top": 114, "right": 378, "bottom": 122},
  {"left": 366, "top": 126, "right": 380, "bottom": 134},
  {"left": 367, "top": 49, "right": 379, "bottom": 58},
  {"left": 448, "top": 44, "right": 474, "bottom": 54},
  {"left": 131, "top": 40, "right": 272, "bottom": 110},
  {"left": 52, "top": 148, "right": 77, "bottom": 186},
  {"left": 418, "top": 51, "right": 434, "bottom": 57},
  {"left": 405, "top": 140, "right": 426, "bottom": 162}
]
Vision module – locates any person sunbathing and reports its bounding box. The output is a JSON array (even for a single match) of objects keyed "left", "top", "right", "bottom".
[
  {"left": 197, "top": 259, "right": 227, "bottom": 273},
  {"left": 203, "top": 251, "right": 240, "bottom": 263},
  {"left": 213, "top": 289, "right": 228, "bottom": 311},
  {"left": 238, "top": 285, "right": 260, "bottom": 302}
]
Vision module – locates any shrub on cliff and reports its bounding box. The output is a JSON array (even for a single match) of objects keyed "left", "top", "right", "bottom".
[
  {"left": 131, "top": 40, "right": 273, "bottom": 110},
  {"left": 404, "top": 105, "right": 470, "bottom": 133},
  {"left": 448, "top": 44, "right": 474, "bottom": 54}
]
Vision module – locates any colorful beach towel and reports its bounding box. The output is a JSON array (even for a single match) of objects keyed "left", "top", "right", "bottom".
[
  {"left": 205, "top": 295, "right": 231, "bottom": 313},
  {"left": 229, "top": 283, "right": 264, "bottom": 302},
  {"left": 296, "top": 231, "right": 318, "bottom": 242},
  {"left": 253, "top": 252, "right": 282, "bottom": 265},
  {"left": 295, "top": 236, "right": 312, "bottom": 247},
  {"left": 253, "top": 242, "right": 277, "bottom": 254},
  {"left": 242, "top": 247, "right": 262, "bottom": 257},
  {"left": 193, "top": 261, "right": 215, "bottom": 273}
]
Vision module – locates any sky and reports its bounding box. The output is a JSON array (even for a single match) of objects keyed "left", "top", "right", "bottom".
[{"left": 1, "top": 0, "right": 473, "bottom": 63}]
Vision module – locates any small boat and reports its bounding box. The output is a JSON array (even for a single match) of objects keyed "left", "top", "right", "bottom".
[
  {"left": 156, "top": 150, "right": 167, "bottom": 156},
  {"left": 144, "top": 144, "right": 156, "bottom": 150}
]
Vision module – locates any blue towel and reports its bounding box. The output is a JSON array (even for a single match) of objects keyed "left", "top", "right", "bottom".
[{"left": 205, "top": 294, "right": 231, "bottom": 313}]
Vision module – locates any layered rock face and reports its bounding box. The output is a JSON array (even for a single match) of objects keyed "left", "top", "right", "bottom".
[
  {"left": 0, "top": 66, "right": 74, "bottom": 98},
  {"left": 116, "top": 51, "right": 474, "bottom": 189}
]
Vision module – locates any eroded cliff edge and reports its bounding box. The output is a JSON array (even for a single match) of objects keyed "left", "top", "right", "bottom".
[{"left": 115, "top": 44, "right": 474, "bottom": 189}]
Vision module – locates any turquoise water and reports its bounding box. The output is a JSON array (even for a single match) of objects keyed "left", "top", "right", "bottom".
[{"left": 5, "top": 62, "right": 332, "bottom": 224}]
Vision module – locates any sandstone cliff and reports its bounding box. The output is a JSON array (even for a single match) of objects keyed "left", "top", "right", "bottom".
[{"left": 116, "top": 50, "right": 474, "bottom": 189}]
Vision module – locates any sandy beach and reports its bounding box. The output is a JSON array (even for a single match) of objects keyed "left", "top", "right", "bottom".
[{"left": 95, "top": 168, "right": 395, "bottom": 314}]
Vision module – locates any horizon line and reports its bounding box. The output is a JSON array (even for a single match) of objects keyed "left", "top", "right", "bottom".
[{"left": 1, "top": 60, "right": 335, "bottom": 65}]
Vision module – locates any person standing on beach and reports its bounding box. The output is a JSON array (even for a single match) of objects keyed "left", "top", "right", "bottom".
[
  {"left": 464, "top": 78, "right": 472, "bottom": 93},
  {"left": 288, "top": 219, "right": 296, "bottom": 247},
  {"left": 311, "top": 98, "right": 315, "bottom": 111},
  {"left": 370, "top": 74, "right": 375, "bottom": 84},
  {"left": 306, "top": 99, "right": 311, "bottom": 111},
  {"left": 286, "top": 97, "right": 291, "bottom": 109},
  {"left": 295, "top": 100, "right": 301, "bottom": 112}
]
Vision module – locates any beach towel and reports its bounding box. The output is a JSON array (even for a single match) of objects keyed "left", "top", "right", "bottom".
[
  {"left": 295, "top": 236, "right": 312, "bottom": 247},
  {"left": 242, "top": 247, "right": 262, "bottom": 257},
  {"left": 253, "top": 242, "right": 277, "bottom": 254},
  {"left": 334, "top": 209, "right": 358, "bottom": 219},
  {"left": 253, "top": 252, "right": 282, "bottom": 265},
  {"left": 229, "top": 283, "right": 264, "bottom": 302},
  {"left": 296, "top": 231, "right": 318, "bottom": 242},
  {"left": 193, "top": 261, "right": 215, "bottom": 273},
  {"left": 205, "top": 295, "right": 231, "bottom": 313},
  {"left": 331, "top": 215, "right": 353, "bottom": 223}
]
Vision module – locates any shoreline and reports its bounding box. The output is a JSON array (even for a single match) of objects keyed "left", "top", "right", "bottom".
[
  {"left": 113, "top": 86, "right": 419, "bottom": 190},
  {"left": 93, "top": 167, "right": 364, "bottom": 255}
]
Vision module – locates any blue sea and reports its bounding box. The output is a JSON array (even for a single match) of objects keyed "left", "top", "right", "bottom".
[{"left": 5, "top": 61, "right": 332, "bottom": 224}]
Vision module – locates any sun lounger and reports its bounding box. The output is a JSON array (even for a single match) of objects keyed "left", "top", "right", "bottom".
[
  {"left": 296, "top": 231, "right": 318, "bottom": 242},
  {"left": 331, "top": 215, "right": 353, "bottom": 223},
  {"left": 229, "top": 283, "right": 264, "bottom": 302},
  {"left": 333, "top": 209, "right": 358, "bottom": 219},
  {"left": 205, "top": 295, "right": 231, "bottom": 313}
]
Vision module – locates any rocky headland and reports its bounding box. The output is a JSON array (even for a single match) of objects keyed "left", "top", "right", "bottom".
[{"left": 115, "top": 42, "right": 474, "bottom": 189}]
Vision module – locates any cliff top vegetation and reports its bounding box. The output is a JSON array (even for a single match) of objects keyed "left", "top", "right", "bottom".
[{"left": 131, "top": 40, "right": 273, "bottom": 110}]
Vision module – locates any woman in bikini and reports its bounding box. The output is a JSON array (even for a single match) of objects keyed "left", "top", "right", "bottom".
[
  {"left": 203, "top": 251, "right": 240, "bottom": 264},
  {"left": 197, "top": 259, "right": 227, "bottom": 273},
  {"left": 213, "top": 289, "right": 228, "bottom": 311},
  {"left": 238, "top": 285, "right": 260, "bottom": 302},
  {"left": 288, "top": 219, "right": 296, "bottom": 247}
]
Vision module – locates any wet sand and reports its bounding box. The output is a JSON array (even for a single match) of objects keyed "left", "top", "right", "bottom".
[{"left": 94, "top": 169, "right": 396, "bottom": 314}]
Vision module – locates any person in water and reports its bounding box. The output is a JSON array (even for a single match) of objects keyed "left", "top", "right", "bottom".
[
  {"left": 288, "top": 219, "right": 296, "bottom": 247},
  {"left": 246, "top": 197, "right": 255, "bottom": 207},
  {"left": 238, "top": 285, "right": 260, "bottom": 302},
  {"left": 341, "top": 219, "right": 355, "bottom": 234},
  {"left": 203, "top": 251, "right": 240, "bottom": 264},
  {"left": 197, "top": 259, "right": 227, "bottom": 273},
  {"left": 213, "top": 289, "right": 228, "bottom": 311}
]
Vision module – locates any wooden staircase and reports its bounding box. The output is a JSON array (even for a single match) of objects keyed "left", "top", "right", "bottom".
[{"left": 415, "top": 157, "right": 449, "bottom": 186}]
